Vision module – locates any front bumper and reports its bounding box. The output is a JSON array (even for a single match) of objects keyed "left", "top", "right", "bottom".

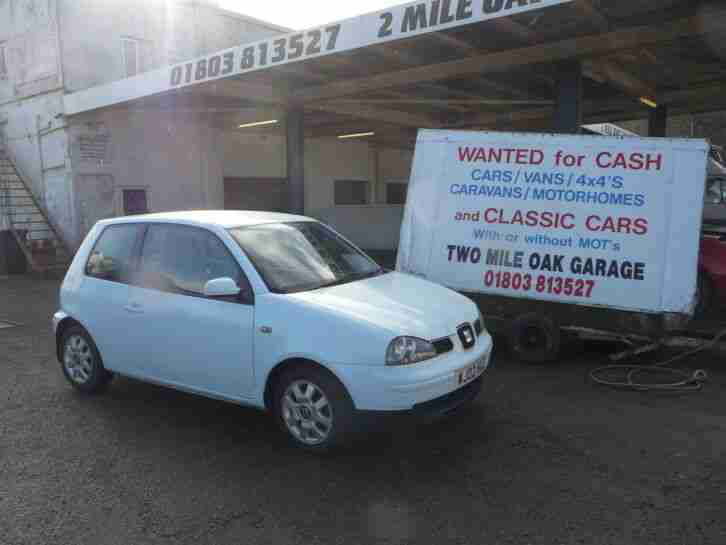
[{"left": 330, "top": 332, "right": 493, "bottom": 412}]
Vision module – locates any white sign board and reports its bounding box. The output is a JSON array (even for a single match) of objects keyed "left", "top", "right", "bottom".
[
  {"left": 65, "top": 0, "right": 572, "bottom": 115},
  {"left": 398, "top": 130, "right": 709, "bottom": 314}
]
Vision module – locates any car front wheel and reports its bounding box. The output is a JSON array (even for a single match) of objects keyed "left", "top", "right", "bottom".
[
  {"left": 60, "top": 326, "right": 113, "bottom": 394},
  {"left": 273, "top": 366, "right": 355, "bottom": 451}
]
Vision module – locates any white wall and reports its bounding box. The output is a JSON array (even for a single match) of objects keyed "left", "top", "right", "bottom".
[
  {"left": 0, "top": 0, "right": 62, "bottom": 105},
  {"left": 304, "top": 138, "right": 373, "bottom": 215},
  {"left": 67, "top": 108, "right": 223, "bottom": 245},
  {"left": 305, "top": 140, "right": 411, "bottom": 250},
  {"left": 59, "top": 0, "right": 284, "bottom": 93},
  {"left": 223, "top": 131, "right": 286, "bottom": 178},
  {"left": 315, "top": 205, "right": 404, "bottom": 251},
  {"left": 221, "top": 128, "right": 413, "bottom": 250},
  {"left": 0, "top": 91, "right": 73, "bottom": 242}
]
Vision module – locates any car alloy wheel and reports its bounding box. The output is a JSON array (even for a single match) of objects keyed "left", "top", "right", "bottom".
[
  {"left": 63, "top": 334, "right": 95, "bottom": 385},
  {"left": 281, "top": 380, "right": 334, "bottom": 446}
]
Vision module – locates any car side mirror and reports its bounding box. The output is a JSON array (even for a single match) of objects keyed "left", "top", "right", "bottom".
[{"left": 203, "top": 277, "right": 241, "bottom": 298}]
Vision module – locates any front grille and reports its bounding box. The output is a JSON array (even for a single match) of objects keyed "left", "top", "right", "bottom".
[{"left": 432, "top": 337, "right": 454, "bottom": 355}]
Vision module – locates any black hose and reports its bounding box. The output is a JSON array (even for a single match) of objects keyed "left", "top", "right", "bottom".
[{"left": 589, "top": 326, "right": 726, "bottom": 392}]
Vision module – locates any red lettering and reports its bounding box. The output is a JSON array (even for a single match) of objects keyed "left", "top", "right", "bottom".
[
  {"left": 629, "top": 153, "right": 644, "bottom": 170},
  {"left": 596, "top": 152, "right": 611, "bottom": 168},
  {"left": 483, "top": 208, "right": 498, "bottom": 223},
  {"left": 458, "top": 147, "right": 474, "bottom": 162},
  {"left": 645, "top": 154, "right": 662, "bottom": 171},
  {"left": 617, "top": 217, "right": 632, "bottom": 234},
  {"left": 525, "top": 210, "right": 539, "bottom": 227},
  {"left": 586, "top": 215, "right": 601, "bottom": 230},
  {"left": 633, "top": 218, "right": 649, "bottom": 234},
  {"left": 561, "top": 213, "right": 575, "bottom": 230},
  {"left": 540, "top": 211, "right": 553, "bottom": 229}
]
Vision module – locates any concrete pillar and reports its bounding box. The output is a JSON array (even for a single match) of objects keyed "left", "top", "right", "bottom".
[
  {"left": 553, "top": 61, "right": 583, "bottom": 134},
  {"left": 286, "top": 109, "right": 305, "bottom": 214},
  {"left": 648, "top": 105, "right": 668, "bottom": 137}
]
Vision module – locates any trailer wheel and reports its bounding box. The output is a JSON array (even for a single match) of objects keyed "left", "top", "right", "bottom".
[{"left": 508, "top": 314, "right": 561, "bottom": 364}]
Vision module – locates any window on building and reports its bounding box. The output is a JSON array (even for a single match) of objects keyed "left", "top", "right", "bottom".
[
  {"left": 85, "top": 224, "right": 144, "bottom": 283},
  {"left": 122, "top": 38, "right": 139, "bottom": 77},
  {"left": 0, "top": 43, "right": 7, "bottom": 80},
  {"left": 122, "top": 189, "right": 149, "bottom": 215},
  {"left": 386, "top": 183, "right": 408, "bottom": 205},
  {"left": 334, "top": 180, "right": 369, "bottom": 205},
  {"left": 121, "top": 38, "right": 151, "bottom": 77}
]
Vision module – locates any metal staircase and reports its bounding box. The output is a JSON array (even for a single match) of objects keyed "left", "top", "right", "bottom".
[{"left": 0, "top": 147, "right": 71, "bottom": 274}]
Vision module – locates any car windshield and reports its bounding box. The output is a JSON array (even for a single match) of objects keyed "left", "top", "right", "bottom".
[{"left": 228, "top": 222, "right": 384, "bottom": 294}]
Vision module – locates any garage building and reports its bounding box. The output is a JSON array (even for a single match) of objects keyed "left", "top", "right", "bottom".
[{"left": 2, "top": 0, "right": 726, "bottom": 273}]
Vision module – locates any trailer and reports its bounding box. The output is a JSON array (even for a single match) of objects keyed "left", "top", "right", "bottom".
[{"left": 397, "top": 130, "right": 710, "bottom": 362}]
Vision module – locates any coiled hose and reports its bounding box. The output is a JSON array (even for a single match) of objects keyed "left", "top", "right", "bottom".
[{"left": 589, "top": 326, "right": 726, "bottom": 392}]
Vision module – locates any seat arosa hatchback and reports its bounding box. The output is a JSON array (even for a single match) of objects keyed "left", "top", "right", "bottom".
[{"left": 54, "top": 211, "right": 492, "bottom": 449}]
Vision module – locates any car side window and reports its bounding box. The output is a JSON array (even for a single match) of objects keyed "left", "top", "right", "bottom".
[
  {"left": 85, "top": 224, "right": 142, "bottom": 283},
  {"left": 138, "top": 224, "right": 249, "bottom": 300}
]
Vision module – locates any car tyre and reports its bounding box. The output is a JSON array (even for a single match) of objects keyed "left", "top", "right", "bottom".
[
  {"left": 273, "top": 365, "right": 355, "bottom": 451},
  {"left": 508, "top": 313, "right": 561, "bottom": 364},
  {"left": 60, "top": 325, "right": 113, "bottom": 394}
]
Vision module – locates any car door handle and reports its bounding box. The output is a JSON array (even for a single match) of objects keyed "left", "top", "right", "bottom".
[{"left": 124, "top": 303, "right": 144, "bottom": 314}]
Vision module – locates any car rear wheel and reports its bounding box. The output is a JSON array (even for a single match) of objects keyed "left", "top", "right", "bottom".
[
  {"left": 273, "top": 366, "right": 355, "bottom": 451},
  {"left": 60, "top": 326, "right": 113, "bottom": 394}
]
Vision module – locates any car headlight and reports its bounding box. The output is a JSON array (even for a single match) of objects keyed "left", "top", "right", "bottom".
[{"left": 386, "top": 336, "right": 437, "bottom": 366}]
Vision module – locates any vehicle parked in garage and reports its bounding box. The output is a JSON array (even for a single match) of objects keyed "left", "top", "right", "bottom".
[
  {"left": 53, "top": 211, "right": 492, "bottom": 450},
  {"left": 697, "top": 225, "right": 726, "bottom": 317}
]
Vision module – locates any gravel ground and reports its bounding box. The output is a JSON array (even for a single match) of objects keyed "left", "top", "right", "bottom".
[{"left": 1, "top": 275, "right": 725, "bottom": 545}]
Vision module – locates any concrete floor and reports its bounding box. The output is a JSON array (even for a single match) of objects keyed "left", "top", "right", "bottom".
[{"left": 1, "top": 275, "right": 725, "bottom": 545}]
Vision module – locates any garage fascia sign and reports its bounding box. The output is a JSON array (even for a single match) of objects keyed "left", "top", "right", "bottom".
[{"left": 64, "top": 0, "right": 573, "bottom": 115}]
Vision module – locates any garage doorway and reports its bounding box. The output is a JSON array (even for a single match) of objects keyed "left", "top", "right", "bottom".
[{"left": 224, "top": 178, "right": 288, "bottom": 212}]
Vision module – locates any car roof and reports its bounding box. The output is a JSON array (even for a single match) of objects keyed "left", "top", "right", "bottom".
[{"left": 96, "top": 210, "right": 314, "bottom": 229}]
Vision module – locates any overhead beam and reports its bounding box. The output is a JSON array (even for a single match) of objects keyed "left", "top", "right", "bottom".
[
  {"left": 292, "top": 13, "right": 725, "bottom": 104},
  {"left": 326, "top": 98, "right": 554, "bottom": 107},
  {"left": 574, "top": 0, "right": 610, "bottom": 32},
  {"left": 306, "top": 102, "right": 439, "bottom": 129},
  {"left": 583, "top": 59, "right": 656, "bottom": 99},
  {"left": 207, "top": 79, "right": 288, "bottom": 104},
  {"left": 659, "top": 82, "right": 726, "bottom": 105},
  {"left": 491, "top": 4, "right": 651, "bottom": 101},
  {"left": 451, "top": 96, "right": 646, "bottom": 128},
  {"left": 430, "top": 31, "right": 477, "bottom": 53},
  {"left": 492, "top": 17, "right": 542, "bottom": 42}
]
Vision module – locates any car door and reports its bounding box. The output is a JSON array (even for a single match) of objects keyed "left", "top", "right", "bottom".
[
  {"left": 79, "top": 223, "right": 145, "bottom": 374},
  {"left": 126, "top": 223, "right": 256, "bottom": 400}
]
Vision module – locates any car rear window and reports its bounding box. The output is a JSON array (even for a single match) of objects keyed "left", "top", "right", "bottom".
[{"left": 85, "top": 224, "right": 143, "bottom": 284}]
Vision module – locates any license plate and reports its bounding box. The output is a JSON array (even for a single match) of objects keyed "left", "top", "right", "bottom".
[{"left": 457, "top": 356, "right": 485, "bottom": 385}]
